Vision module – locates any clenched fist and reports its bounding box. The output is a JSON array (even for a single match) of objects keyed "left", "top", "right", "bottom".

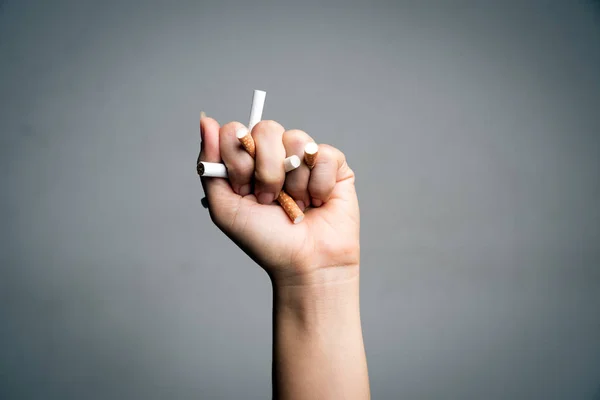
[{"left": 198, "top": 117, "right": 360, "bottom": 286}]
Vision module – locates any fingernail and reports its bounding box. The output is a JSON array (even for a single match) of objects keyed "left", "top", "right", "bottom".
[
  {"left": 312, "top": 199, "right": 323, "bottom": 207},
  {"left": 239, "top": 184, "right": 251, "bottom": 196},
  {"left": 200, "top": 116, "right": 205, "bottom": 141},
  {"left": 257, "top": 192, "right": 275, "bottom": 205},
  {"left": 296, "top": 200, "right": 305, "bottom": 211}
]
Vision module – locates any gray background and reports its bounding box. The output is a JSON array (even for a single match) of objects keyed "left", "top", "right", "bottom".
[{"left": 1, "top": 0, "right": 599, "bottom": 399}]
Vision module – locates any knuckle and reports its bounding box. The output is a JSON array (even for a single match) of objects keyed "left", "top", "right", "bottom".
[
  {"left": 285, "top": 179, "right": 308, "bottom": 195},
  {"left": 317, "top": 144, "right": 334, "bottom": 158},
  {"left": 287, "top": 186, "right": 309, "bottom": 201},
  {"left": 221, "top": 121, "right": 241, "bottom": 134},
  {"left": 313, "top": 147, "right": 334, "bottom": 168},
  {"left": 318, "top": 143, "right": 339, "bottom": 157},
  {"left": 319, "top": 143, "right": 347, "bottom": 166},
  {"left": 255, "top": 167, "right": 283, "bottom": 186},
  {"left": 284, "top": 129, "right": 310, "bottom": 142},
  {"left": 284, "top": 130, "right": 312, "bottom": 151},
  {"left": 312, "top": 184, "right": 334, "bottom": 198},
  {"left": 226, "top": 158, "right": 253, "bottom": 179},
  {"left": 253, "top": 120, "right": 284, "bottom": 137}
]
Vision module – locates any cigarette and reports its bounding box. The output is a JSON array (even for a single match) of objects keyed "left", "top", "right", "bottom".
[
  {"left": 236, "top": 127, "right": 256, "bottom": 158},
  {"left": 284, "top": 155, "right": 301, "bottom": 172},
  {"left": 194, "top": 91, "right": 304, "bottom": 223},
  {"left": 304, "top": 142, "right": 319, "bottom": 169},
  {"left": 248, "top": 90, "right": 266, "bottom": 132},
  {"left": 197, "top": 161, "right": 228, "bottom": 178},
  {"left": 277, "top": 191, "right": 304, "bottom": 224},
  {"left": 198, "top": 156, "right": 301, "bottom": 178},
  {"left": 242, "top": 89, "right": 304, "bottom": 224}
]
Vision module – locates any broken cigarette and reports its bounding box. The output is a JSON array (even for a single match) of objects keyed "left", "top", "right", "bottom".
[
  {"left": 277, "top": 191, "right": 304, "bottom": 224},
  {"left": 248, "top": 90, "right": 266, "bottom": 132},
  {"left": 197, "top": 161, "right": 228, "bottom": 178},
  {"left": 284, "top": 155, "right": 301, "bottom": 172},
  {"left": 197, "top": 155, "right": 301, "bottom": 178},
  {"left": 235, "top": 127, "right": 300, "bottom": 174},
  {"left": 304, "top": 142, "right": 319, "bottom": 169},
  {"left": 236, "top": 127, "right": 256, "bottom": 158},
  {"left": 236, "top": 134, "right": 305, "bottom": 223},
  {"left": 239, "top": 90, "right": 304, "bottom": 224}
]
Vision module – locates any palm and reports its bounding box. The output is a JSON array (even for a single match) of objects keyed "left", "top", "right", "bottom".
[{"left": 217, "top": 178, "right": 360, "bottom": 276}]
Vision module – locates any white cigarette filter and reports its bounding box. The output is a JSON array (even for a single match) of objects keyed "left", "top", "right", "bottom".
[
  {"left": 198, "top": 157, "right": 301, "bottom": 178},
  {"left": 304, "top": 142, "right": 319, "bottom": 169},
  {"left": 248, "top": 90, "right": 266, "bottom": 132},
  {"left": 236, "top": 127, "right": 256, "bottom": 158}
]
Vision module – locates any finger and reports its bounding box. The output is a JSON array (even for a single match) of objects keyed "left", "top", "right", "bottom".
[
  {"left": 220, "top": 121, "right": 255, "bottom": 196},
  {"left": 199, "top": 116, "right": 220, "bottom": 163},
  {"left": 282, "top": 129, "right": 314, "bottom": 210},
  {"left": 199, "top": 115, "right": 239, "bottom": 223},
  {"left": 252, "top": 120, "right": 286, "bottom": 204},
  {"left": 307, "top": 144, "right": 346, "bottom": 207}
]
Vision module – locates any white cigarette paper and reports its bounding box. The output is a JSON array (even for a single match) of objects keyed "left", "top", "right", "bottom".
[
  {"left": 284, "top": 155, "right": 301, "bottom": 172},
  {"left": 197, "top": 162, "right": 228, "bottom": 178},
  {"left": 199, "top": 157, "right": 300, "bottom": 178},
  {"left": 248, "top": 90, "right": 266, "bottom": 132}
]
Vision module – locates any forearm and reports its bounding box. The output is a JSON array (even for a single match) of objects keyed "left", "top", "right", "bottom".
[{"left": 271, "top": 268, "right": 370, "bottom": 400}]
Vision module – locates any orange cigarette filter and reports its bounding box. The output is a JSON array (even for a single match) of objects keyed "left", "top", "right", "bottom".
[
  {"left": 236, "top": 129, "right": 256, "bottom": 158},
  {"left": 304, "top": 142, "right": 319, "bottom": 169},
  {"left": 277, "top": 191, "right": 304, "bottom": 224},
  {"left": 236, "top": 127, "right": 304, "bottom": 224}
]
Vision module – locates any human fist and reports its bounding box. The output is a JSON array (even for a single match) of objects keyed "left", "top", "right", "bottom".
[{"left": 198, "top": 117, "right": 360, "bottom": 286}]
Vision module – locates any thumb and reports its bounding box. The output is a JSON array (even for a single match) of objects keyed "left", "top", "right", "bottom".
[{"left": 199, "top": 115, "right": 240, "bottom": 226}]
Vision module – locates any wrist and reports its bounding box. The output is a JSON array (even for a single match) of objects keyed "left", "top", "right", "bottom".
[
  {"left": 271, "top": 266, "right": 370, "bottom": 400},
  {"left": 272, "top": 265, "right": 361, "bottom": 319},
  {"left": 271, "top": 263, "right": 360, "bottom": 288}
]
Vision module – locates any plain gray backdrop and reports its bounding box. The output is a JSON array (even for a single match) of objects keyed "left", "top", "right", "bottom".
[{"left": 1, "top": 0, "right": 600, "bottom": 399}]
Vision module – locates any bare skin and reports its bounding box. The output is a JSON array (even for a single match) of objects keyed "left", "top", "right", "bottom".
[{"left": 199, "top": 116, "right": 370, "bottom": 400}]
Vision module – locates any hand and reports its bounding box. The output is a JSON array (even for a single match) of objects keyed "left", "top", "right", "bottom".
[{"left": 198, "top": 117, "right": 360, "bottom": 285}]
